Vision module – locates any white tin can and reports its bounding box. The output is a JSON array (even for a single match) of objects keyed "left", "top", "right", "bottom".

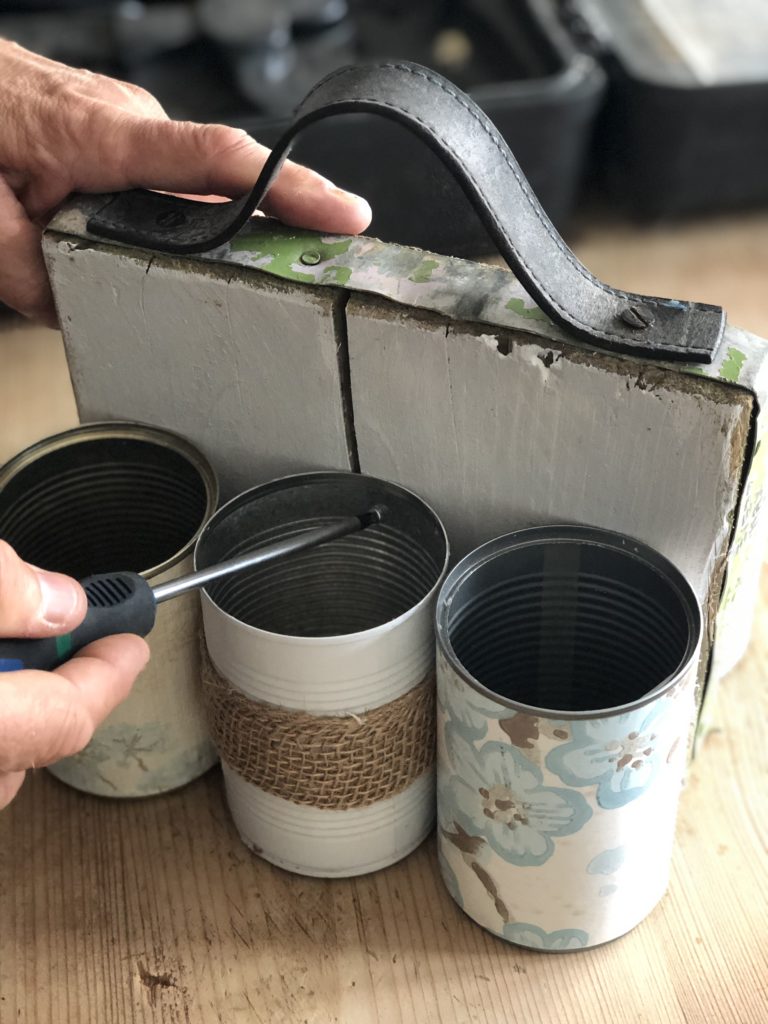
[
  {"left": 436, "top": 526, "right": 702, "bottom": 950},
  {"left": 195, "top": 471, "right": 449, "bottom": 877},
  {"left": 0, "top": 422, "right": 219, "bottom": 797}
]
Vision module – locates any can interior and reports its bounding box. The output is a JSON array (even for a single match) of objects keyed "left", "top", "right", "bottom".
[
  {"left": 197, "top": 475, "right": 448, "bottom": 637},
  {"left": 444, "top": 537, "right": 697, "bottom": 713},
  {"left": 0, "top": 436, "right": 211, "bottom": 577}
]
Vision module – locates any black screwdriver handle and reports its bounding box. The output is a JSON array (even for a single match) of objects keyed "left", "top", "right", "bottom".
[{"left": 0, "top": 572, "right": 157, "bottom": 673}]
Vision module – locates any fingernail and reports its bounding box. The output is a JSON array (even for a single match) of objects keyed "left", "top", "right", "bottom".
[{"left": 36, "top": 571, "right": 82, "bottom": 629}]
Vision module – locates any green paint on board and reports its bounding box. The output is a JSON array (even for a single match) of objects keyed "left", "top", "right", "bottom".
[
  {"left": 408, "top": 259, "right": 440, "bottom": 284},
  {"left": 375, "top": 247, "right": 438, "bottom": 277},
  {"left": 315, "top": 238, "right": 354, "bottom": 258},
  {"left": 323, "top": 265, "right": 352, "bottom": 286},
  {"left": 505, "top": 297, "right": 549, "bottom": 322},
  {"left": 55, "top": 634, "right": 73, "bottom": 660},
  {"left": 230, "top": 234, "right": 314, "bottom": 282},
  {"left": 231, "top": 232, "right": 354, "bottom": 283},
  {"left": 719, "top": 347, "right": 747, "bottom": 383}
]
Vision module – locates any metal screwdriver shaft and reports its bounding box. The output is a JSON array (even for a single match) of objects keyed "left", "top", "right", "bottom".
[
  {"left": 152, "top": 506, "right": 385, "bottom": 603},
  {"left": 0, "top": 506, "right": 386, "bottom": 672}
]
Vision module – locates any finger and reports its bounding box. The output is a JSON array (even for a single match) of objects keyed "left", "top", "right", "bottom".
[
  {"left": 95, "top": 77, "right": 168, "bottom": 120},
  {"left": 80, "top": 118, "right": 372, "bottom": 235},
  {"left": 11, "top": 80, "right": 166, "bottom": 226},
  {"left": 46, "top": 60, "right": 170, "bottom": 120},
  {"left": 0, "top": 770, "right": 25, "bottom": 810},
  {"left": 0, "top": 633, "right": 149, "bottom": 771},
  {"left": 0, "top": 178, "right": 57, "bottom": 322},
  {"left": 262, "top": 160, "right": 374, "bottom": 236},
  {"left": 0, "top": 540, "right": 86, "bottom": 638}
]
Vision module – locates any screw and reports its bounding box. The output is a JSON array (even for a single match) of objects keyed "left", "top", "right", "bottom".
[
  {"left": 618, "top": 304, "right": 655, "bottom": 330},
  {"left": 156, "top": 210, "right": 186, "bottom": 228},
  {"left": 300, "top": 250, "right": 322, "bottom": 266}
]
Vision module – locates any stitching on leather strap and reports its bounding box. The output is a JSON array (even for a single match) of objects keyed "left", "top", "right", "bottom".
[
  {"left": 89, "top": 60, "right": 717, "bottom": 355},
  {"left": 295, "top": 62, "right": 699, "bottom": 348},
  {"left": 297, "top": 87, "right": 688, "bottom": 346}
]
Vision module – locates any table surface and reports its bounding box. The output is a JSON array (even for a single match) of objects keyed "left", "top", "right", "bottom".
[{"left": 1, "top": 213, "right": 767, "bottom": 1024}]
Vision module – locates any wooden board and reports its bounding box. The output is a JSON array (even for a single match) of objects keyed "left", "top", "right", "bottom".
[
  {"left": 347, "top": 296, "right": 752, "bottom": 596},
  {"left": 44, "top": 238, "right": 355, "bottom": 500}
]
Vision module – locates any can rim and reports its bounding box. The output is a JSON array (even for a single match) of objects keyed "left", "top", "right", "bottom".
[
  {"left": 0, "top": 421, "right": 219, "bottom": 580},
  {"left": 435, "top": 524, "right": 703, "bottom": 720},
  {"left": 195, "top": 469, "right": 450, "bottom": 643}
]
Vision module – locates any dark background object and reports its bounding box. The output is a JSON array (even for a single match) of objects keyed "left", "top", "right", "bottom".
[
  {"left": 573, "top": 0, "right": 768, "bottom": 219},
  {"left": 4, "top": 0, "right": 768, "bottom": 253},
  {"left": 596, "top": 72, "right": 768, "bottom": 219},
  {"left": 0, "top": 0, "right": 605, "bottom": 256}
]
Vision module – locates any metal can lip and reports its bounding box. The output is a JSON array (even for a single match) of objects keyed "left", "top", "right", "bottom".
[
  {"left": 436, "top": 523, "right": 703, "bottom": 721},
  {"left": 195, "top": 469, "right": 450, "bottom": 644},
  {"left": 0, "top": 421, "right": 219, "bottom": 580}
]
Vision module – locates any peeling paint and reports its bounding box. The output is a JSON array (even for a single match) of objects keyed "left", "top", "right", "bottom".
[
  {"left": 230, "top": 231, "right": 354, "bottom": 284},
  {"left": 409, "top": 259, "right": 440, "bottom": 284},
  {"left": 45, "top": 206, "right": 768, "bottom": 398},
  {"left": 323, "top": 265, "right": 352, "bottom": 286},
  {"left": 719, "top": 347, "right": 747, "bottom": 383},
  {"left": 505, "top": 297, "right": 549, "bottom": 322}
]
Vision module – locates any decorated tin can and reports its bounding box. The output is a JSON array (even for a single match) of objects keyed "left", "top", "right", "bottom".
[
  {"left": 436, "top": 526, "right": 702, "bottom": 950},
  {"left": 195, "top": 471, "right": 449, "bottom": 877},
  {"left": 0, "top": 422, "right": 219, "bottom": 797}
]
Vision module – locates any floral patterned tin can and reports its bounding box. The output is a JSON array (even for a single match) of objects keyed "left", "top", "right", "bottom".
[
  {"left": 436, "top": 525, "right": 702, "bottom": 950},
  {"left": 0, "top": 422, "right": 219, "bottom": 797}
]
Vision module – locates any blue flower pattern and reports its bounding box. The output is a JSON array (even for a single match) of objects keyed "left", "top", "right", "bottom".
[
  {"left": 437, "top": 667, "right": 512, "bottom": 742},
  {"left": 439, "top": 672, "right": 684, "bottom": 948},
  {"left": 502, "top": 922, "right": 589, "bottom": 950},
  {"left": 545, "top": 703, "right": 668, "bottom": 808},
  {"left": 442, "top": 725, "right": 592, "bottom": 866},
  {"left": 437, "top": 770, "right": 478, "bottom": 842},
  {"left": 587, "top": 846, "right": 626, "bottom": 875}
]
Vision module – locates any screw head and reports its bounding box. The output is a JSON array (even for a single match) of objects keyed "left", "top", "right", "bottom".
[
  {"left": 300, "top": 250, "right": 322, "bottom": 266},
  {"left": 618, "top": 304, "right": 655, "bottom": 330}
]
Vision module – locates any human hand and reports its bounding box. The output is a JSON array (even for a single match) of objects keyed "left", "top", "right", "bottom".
[
  {"left": 0, "top": 40, "right": 372, "bottom": 323},
  {"left": 0, "top": 540, "right": 149, "bottom": 809}
]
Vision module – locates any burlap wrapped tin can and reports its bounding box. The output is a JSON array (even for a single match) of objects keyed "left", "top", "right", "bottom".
[
  {"left": 0, "top": 423, "right": 219, "bottom": 797},
  {"left": 195, "top": 471, "right": 449, "bottom": 877},
  {"left": 436, "top": 526, "right": 702, "bottom": 950}
]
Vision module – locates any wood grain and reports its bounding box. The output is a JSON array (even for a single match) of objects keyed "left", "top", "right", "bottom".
[
  {"left": 0, "top": 590, "right": 765, "bottom": 1024},
  {"left": 44, "top": 238, "right": 355, "bottom": 501},
  {"left": 346, "top": 293, "right": 752, "bottom": 585},
  {"left": 2, "top": 215, "right": 767, "bottom": 1023}
]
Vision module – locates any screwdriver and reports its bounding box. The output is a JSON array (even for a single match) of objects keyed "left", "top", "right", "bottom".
[{"left": 0, "top": 506, "right": 385, "bottom": 673}]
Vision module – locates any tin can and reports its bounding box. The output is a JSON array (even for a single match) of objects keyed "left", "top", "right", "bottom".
[
  {"left": 0, "top": 422, "right": 219, "bottom": 797},
  {"left": 195, "top": 471, "right": 449, "bottom": 877},
  {"left": 436, "top": 525, "right": 702, "bottom": 950}
]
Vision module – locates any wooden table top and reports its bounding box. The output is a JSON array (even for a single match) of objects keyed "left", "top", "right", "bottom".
[{"left": 1, "top": 213, "right": 767, "bottom": 1024}]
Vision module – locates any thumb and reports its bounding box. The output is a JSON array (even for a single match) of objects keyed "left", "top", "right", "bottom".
[{"left": 0, "top": 540, "right": 86, "bottom": 638}]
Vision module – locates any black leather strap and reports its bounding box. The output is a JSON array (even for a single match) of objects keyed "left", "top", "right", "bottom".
[{"left": 86, "top": 61, "right": 724, "bottom": 362}]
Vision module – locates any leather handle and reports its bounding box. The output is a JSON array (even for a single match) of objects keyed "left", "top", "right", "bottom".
[{"left": 86, "top": 61, "right": 724, "bottom": 362}]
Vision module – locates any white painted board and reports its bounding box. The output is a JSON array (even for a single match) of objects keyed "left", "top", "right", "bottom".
[
  {"left": 43, "top": 236, "right": 354, "bottom": 499},
  {"left": 347, "top": 296, "right": 752, "bottom": 603}
]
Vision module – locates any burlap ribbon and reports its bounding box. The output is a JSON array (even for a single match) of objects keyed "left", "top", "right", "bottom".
[{"left": 201, "top": 645, "right": 435, "bottom": 810}]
